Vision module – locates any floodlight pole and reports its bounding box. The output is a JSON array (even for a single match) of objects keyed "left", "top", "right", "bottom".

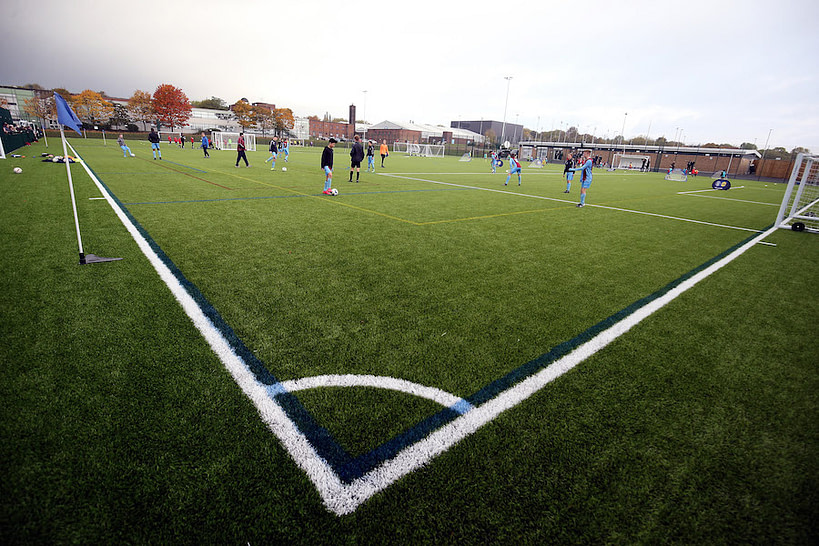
[
  {"left": 621, "top": 112, "right": 628, "bottom": 155},
  {"left": 500, "top": 76, "right": 512, "bottom": 148},
  {"left": 362, "top": 90, "right": 367, "bottom": 139},
  {"left": 758, "top": 128, "right": 772, "bottom": 181}
]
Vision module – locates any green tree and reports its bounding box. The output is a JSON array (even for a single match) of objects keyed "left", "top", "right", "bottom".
[
  {"left": 109, "top": 103, "right": 131, "bottom": 129},
  {"left": 72, "top": 89, "right": 114, "bottom": 127},
  {"left": 254, "top": 106, "right": 274, "bottom": 136},
  {"left": 740, "top": 142, "right": 758, "bottom": 150},
  {"left": 192, "top": 96, "right": 229, "bottom": 110},
  {"left": 273, "top": 108, "right": 295, "bottom": 136},
  {"left": 129, "top": 90, "right": 154, "bottom": 131},
  {"left": 22, "top": 93, "right": 54, "bottom": 128},
  {"left": 232, "top": 100, "right": 255, "bottom": 131}
]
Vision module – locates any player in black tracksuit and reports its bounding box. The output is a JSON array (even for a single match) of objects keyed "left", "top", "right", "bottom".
[
  {"left": 321, "top": 138, "right": 336, "bottom": 194},
  {"left": 563, "top": 154, "right": 575, "bottom": 193},
  {"left": 349, "top": 135, "right": 365, "bottom": 183}
]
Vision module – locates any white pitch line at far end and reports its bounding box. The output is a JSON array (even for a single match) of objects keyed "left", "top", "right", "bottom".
[{"left": 382, "top": 173, "right": 764, "bottom": 234}]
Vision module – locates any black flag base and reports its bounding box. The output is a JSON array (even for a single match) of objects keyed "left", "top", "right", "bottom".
[{"left": 79, "top": 253, "right": 123, "bottom": 265}]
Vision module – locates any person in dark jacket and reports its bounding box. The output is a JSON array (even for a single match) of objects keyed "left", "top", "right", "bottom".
[
  {"left": 235, "top": 132, "right": 250, "bottom": 168},
  {"left": 366, "top": 140, "right": 375, "bottom": 172},
  {"left": 349, "top": 134, "right": 364, "bottom": 183},
  {"left": 148, "top": 128, "right": 162, "bottom": 160},
  {"left": 321, "top": 138, "right": 336, "bottom": 194}
]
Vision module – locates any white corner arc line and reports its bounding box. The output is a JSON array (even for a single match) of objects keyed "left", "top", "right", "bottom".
[
  {"left": 281, "top": 375, "right": 473, "bottom": 413},
  {"left": 68, "top": 143, "right": 779, "bottom": 516}
]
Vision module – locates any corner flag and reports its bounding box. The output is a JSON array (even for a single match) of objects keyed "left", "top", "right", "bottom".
[
  {"left": 54, "top": 92, "right": 83, "bottom": 136},
  {"left": 53, "top": 92, "right": 122, "bottom": 265}
]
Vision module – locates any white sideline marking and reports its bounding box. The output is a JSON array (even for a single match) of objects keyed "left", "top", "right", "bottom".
[
  {"left": 281, "top": 375, "right": 473, "bottom": 413},
  {"left": 382, "top": 173, "right": 763, "bottom": 233},
  {"left": 680, "top": 194, "right": 779, "bottom": 207},
  {"left": 89, "top": 197, "right": 106, "bottom": 200},
  {"left": 677, "top": 186, "right": 745, "bottom": 194},
  {"left": 68, "top": 143, "right": 778, "bottom": 515}
]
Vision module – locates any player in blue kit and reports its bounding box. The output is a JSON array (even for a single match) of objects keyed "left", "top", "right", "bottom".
[
  {"left": 570, "top": 149, "right": 594, "bottom": 207},
  {"left": 504, "top": 152, "right": 522, "bottom": 186},
  {"left": 490, "top": 150, "right": 498, "bottom": 174},
  {"left": 281, "top": 140, "right": 290, "bottom": 162}
]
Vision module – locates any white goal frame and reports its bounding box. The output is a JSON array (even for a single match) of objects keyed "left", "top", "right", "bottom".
[
  {"left": 393, "top": 141, "right": 445, "bottom": 157},
  {"left": 210, "top": 131, "right": 257, "bottom": 152},
  {"left": 775, "top": 153, "right": 819, "bottom": 233},
  {"left": 612, "top": 154, "right": 649, "bottom": 170},
  {"left": 664, "top": 168, "right": 688, "bottom": 182}
]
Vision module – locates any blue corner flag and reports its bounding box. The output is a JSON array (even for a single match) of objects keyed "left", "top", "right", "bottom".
[{"left": 54, "top": 92, "right": 83, "bottom": 136}]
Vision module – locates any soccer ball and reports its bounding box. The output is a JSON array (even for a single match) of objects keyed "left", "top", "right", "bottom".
[
  {"left": 503, "top": 140, "right": 511, "bottom": 149},
  {"left": 13, "top": 167, "right": 22, "bottom": 174},
  {"left": 330, "top": 188, "right": 338, "bottom": 196},
  {"left": 282, "top": 167, "right": 287, "bottom": 172}
]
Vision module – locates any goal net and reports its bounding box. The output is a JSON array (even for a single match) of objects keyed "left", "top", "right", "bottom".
[
  {"left": 459, "top": 153, "right": 471, "bottom": 162},
  {"left": 613, "top": 154, "right": 649, "bottom": 170},
  {"left": 664, "top": 168, "right": 688, "bottom": 182},
  {"left": 211, "top": 132, "right": 257, "bottom": 151},
  {"left": 528, "top": 158, "right": 545, "bottom": 168},
  {"left": 775, "top": 153, "right": 819, "bottom": 233},
  {"left": 393, "top": 141, "right": 445, "bottom": 157}
]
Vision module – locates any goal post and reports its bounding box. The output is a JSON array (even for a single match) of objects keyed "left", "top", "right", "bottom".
[
  {"left": 612, "top": 154, "right": 650, "bottom": 170},
  {"left": 664, "top": 168, "right": 688, "bottom": 182},
  {"left": 393, "top": 141, "right": 444, "bottom": 157},
  {"left": 775, "top": 153, "right": 819, "bottom": 233},
  {"left": 210, "top": 131, "right": 256, "bottom": 151}
]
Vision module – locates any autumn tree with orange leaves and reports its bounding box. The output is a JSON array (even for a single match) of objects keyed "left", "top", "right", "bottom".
[{"left": 152, "top": 84, "right": 191, "bottom": 131}]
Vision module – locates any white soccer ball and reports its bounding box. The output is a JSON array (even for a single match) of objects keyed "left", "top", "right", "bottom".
[
  {"left": 282, "top": 167, "right": 287, "bottom": 172},
  {"left": 503, "top": 140, "right": 511, "bottom": 148},
  {"left": 13, "top": 167, "right": 22, "bottom": 174},
  {"left": 330, "top": 188, "right": 338, "bottom": 196}
]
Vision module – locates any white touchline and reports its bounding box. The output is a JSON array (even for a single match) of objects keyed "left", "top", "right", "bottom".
[
  {"left": 281, "top": 375, "right": 473, "bottom": 413},
  {"left": 680, "top": 194, "right": 778, "bottom": 206},
  {"left": 68, "top": 143, "right": 780, "bottom": 516},
  {"left": 677, "top": 187, "right": 745, "bottom": 194},
  {"left": 382, "top": 174, "right": 763, "bottom": 233}
]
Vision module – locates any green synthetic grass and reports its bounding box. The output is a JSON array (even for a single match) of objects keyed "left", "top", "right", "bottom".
[{"left": 1, "top": 140, "right": 817, "bottom": 543}]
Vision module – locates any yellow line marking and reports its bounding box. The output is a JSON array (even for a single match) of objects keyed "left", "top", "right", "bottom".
[{"left": 417, "top": 207, "right": 560, "bottom": 225}]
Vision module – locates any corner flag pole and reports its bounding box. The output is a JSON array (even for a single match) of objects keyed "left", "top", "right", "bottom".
[
  {"left": 59, "top": 124, "right": 87, "bottom": 264},
  {"left": 53, "top": 91, "right": 122, "bottom": 266}
]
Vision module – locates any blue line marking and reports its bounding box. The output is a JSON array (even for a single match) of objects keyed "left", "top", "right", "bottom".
[
  {"left": 162, "top": 159, "right": 208, "bottom": 173},
  {"left": 450, "top": 399, "right": 474, "bottom": 414}
]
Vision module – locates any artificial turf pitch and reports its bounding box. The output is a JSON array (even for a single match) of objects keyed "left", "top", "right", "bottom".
[{"left": 1, "top": 139, "right": 816, "bottom": 543}]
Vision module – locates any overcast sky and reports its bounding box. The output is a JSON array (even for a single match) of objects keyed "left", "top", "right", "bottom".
[{"left": 4, "top": 0, "right": 817, "bottom": 151}]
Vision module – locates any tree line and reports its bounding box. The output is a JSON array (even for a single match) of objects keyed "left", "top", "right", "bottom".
[{"left": 17, "top": 84, "right": 294, "bottom": 136}]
